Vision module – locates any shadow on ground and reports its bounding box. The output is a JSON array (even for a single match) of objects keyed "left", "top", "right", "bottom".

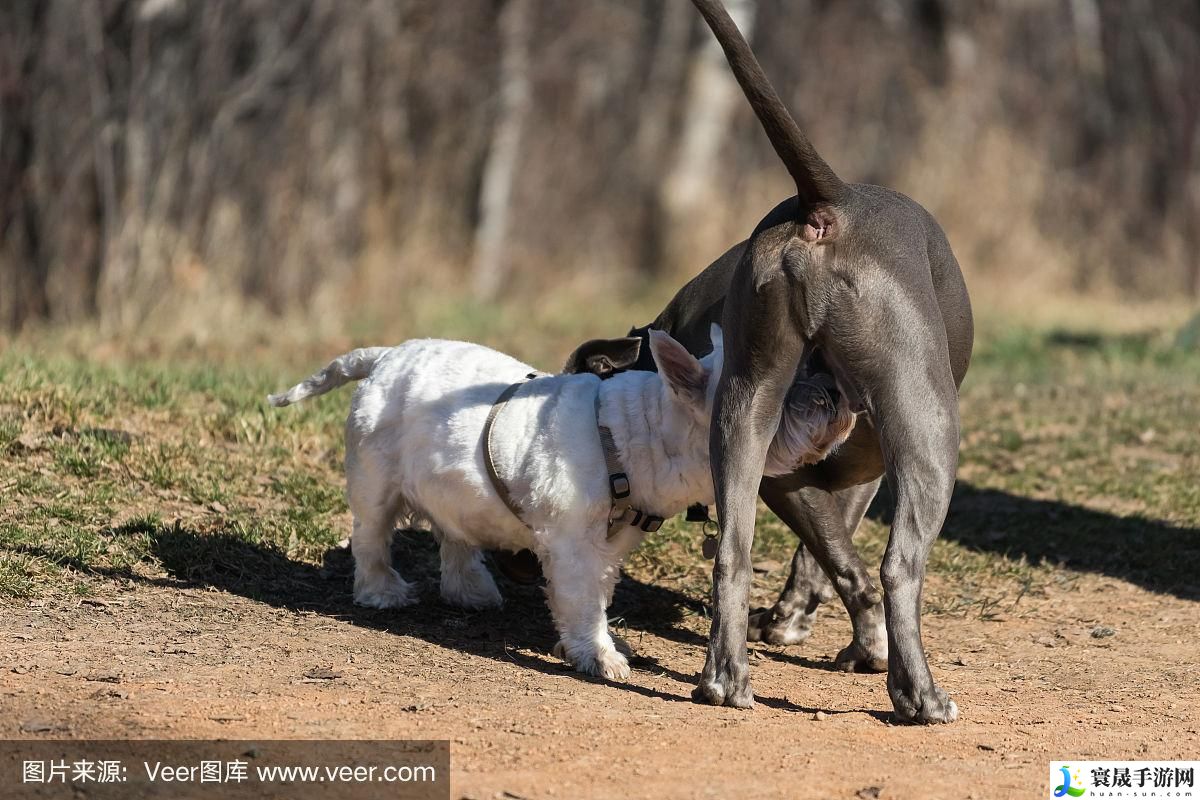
[
  {"left": 7, "top": 479, "right": 1196, "bottom": 703},
  {"left": 132, "top": 523, "right": 711, "bottom": 701},
  {"left": 870, "top": 482, "right": 1200, "bottom": 601}
]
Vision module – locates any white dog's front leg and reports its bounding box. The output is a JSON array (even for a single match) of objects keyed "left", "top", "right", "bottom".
[{"left": 542, "top": 533, "right": 629, "bottom": 681}]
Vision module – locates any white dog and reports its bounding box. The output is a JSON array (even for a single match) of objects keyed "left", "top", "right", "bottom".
[{"left": 269, "top": 325, "right": 850, "bottom": 680}]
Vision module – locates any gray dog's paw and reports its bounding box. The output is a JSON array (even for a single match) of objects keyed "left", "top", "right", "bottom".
[
  {"left": 747, "top": 607, "right": 813, "bottom": 646},
  {"left": 888, "top": 681, "right": 958, "bottom": 724},
  {"left": 834, "top": 641, "right": 888, "bottom": 673},
  {"left": 692, "top": 661, "right": 754, "bottom": 708}
]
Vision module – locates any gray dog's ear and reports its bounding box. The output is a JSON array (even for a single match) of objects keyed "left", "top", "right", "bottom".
[{"left": 561, "top": 337, "right": 642, "bottom": 377}]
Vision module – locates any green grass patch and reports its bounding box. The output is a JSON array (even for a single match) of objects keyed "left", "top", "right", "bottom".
[{"left": 0, "top": 314, "right": 1197, "bottom": 612}]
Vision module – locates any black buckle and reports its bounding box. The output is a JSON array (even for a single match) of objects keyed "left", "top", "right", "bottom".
[
  {"left": 609, "top": 473, "right": 630, "bottom": 499},
  {"left": 685, "top": 503, "right": 711, "bottom": 523},
  {"left": 640, "top": 515, "right": 664, "bottom": 533}
]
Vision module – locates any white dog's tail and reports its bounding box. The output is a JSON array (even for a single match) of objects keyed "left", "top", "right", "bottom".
[{"left": 268, "top": 347, "right": 390, "bottom": 407}]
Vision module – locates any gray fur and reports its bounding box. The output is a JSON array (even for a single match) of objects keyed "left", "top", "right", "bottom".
[
  {"left": 686, "top": 0, "right": 971, "bottom": 723},
  {"left": 564, "top": 1, "right": 973, "bottom": 724}
]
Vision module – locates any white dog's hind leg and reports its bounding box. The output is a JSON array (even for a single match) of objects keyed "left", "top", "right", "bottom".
[
  {"left": 351, "top": 514, "right": 416, "bottom": 609},
  {"left": 348, "top": 464, "right": 416, "bottom": 609},
  {"left": 436, "top": 533, "right": 503, "bottom": 610},
  {"left": 543, "top": 534, "right": 630, "bottom": 681}
]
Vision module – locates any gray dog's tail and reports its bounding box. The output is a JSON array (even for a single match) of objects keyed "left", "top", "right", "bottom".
[
  {"left": 689, "top": 0, "right": 846, "bottom": 207},
  {"left": 268, "top": 347, "right": 390, "bottom": 407}
]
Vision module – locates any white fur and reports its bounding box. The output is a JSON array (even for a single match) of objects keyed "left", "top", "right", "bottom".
[
  {"left": 272, "top": 327, "right": 723, "bottom": 680},
  {"left": 270, "top": 323, "right": 839, "bottom": 681}
]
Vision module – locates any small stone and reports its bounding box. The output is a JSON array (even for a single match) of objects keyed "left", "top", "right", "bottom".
[
  {"left": 1091, "top": 626, "right": 1116, "bottom": 639},
  {"left": 20, "top": 720, "right": 55, "bottom": 733},
  {"left": 813, "top": 710, "right": 829, "bottom": 721},
  {"left": 856, "top": 787, "right": 882, "bottom": 800},
  {"left": 303, "top": 667, "right": 343, "bottom": 680},
  {"left": 85, "top": 673, "right": 121, "bottom": 683}
]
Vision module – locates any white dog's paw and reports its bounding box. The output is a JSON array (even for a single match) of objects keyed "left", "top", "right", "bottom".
[
  {"left": 354, "top": 569, "right": 417, "bottom": 609},
  {"left": 441, "top": 568, "right": 503, "bottom": 610},
  {"left": 554, "top": 641, "right": 631, "bottom": 681}
]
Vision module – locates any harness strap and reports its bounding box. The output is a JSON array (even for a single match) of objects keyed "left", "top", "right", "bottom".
[
  {"left": 595, "top": 389, "right": 664, "bottom": 537},
  {"left": 482, "top": 373, "right": 539, "bottom": 526},
  {"left": 482, "top": 374, "right": 665, "bottom": 538}
]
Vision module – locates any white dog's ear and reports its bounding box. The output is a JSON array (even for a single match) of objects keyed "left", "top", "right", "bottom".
[
  {"left": 709, "top": 323, "right": 723, "bottom": 352},
  {"left": 649, "top": 329, "right": 706, "bottom": 402}
]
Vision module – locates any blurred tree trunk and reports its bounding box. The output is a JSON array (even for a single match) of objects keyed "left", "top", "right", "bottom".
[
  {"left": 634, "top": 0, "right": 693, "bottom": 276},
  {"left": 472, "top": 0, "right": 533, "bottom": 301},
  {"left": 659, "top": 0, "right": 757, "bottom": 270},
  {"left": 0, "top": 0, "right": 49, "bottom": 329},
  {"left": 2, "top": 0, "right": 1199, "bottom": 329}
]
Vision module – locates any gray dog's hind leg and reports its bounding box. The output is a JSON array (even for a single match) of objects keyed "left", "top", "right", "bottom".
[
  {"left": 753, "top": 480, "right": 888, "bottom": 672},
  {"left": 693, "top": 274, "right": 806, "bottom": 709},
  {"left": 863, "top": 367, "right": 961, "bottom": 723},
  {"left": 881, "top": 438, "right": 959, "bottom": 721}
]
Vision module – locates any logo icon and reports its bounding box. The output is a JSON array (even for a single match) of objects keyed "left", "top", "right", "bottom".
[{"left": 1054, "top": 766, "right": 1087, "bottom": 797}]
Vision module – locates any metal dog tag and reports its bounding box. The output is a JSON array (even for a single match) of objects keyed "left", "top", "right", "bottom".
[{"left": 702, "top": 534, "right": 718, "bottom": 560}]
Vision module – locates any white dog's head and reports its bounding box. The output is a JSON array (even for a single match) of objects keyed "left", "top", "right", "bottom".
[
  {"left": 648, "top": 323, "right": 853, "bottom": 476},
  {"left": 647, "top": 324, "right": 724, "bottom": 428}
]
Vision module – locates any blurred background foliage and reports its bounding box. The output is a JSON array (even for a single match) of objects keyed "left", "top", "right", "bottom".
[{"left": 0, "top": 0, "right": 1197, "bottom": 341}]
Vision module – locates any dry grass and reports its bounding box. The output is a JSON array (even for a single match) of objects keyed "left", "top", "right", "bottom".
[{"left": 1, "top": 296, "right": 1198, "bottom": 621}]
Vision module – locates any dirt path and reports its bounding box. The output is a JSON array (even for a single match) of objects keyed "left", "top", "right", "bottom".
[{"left": 3, "top": 553, "right": 1197, "bottom": 800}]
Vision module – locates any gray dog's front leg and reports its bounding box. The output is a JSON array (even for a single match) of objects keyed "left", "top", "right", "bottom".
[
  {"left": 755, "top": 480, "right": 887, "bottom": 671},
  {"left": 746, "top": 535, "right": 832, "bottom": 645}
]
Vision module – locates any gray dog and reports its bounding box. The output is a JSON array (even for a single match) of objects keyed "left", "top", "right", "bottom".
[{"left": 564, "top": 0, "right": 973, "bottom": 724}]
